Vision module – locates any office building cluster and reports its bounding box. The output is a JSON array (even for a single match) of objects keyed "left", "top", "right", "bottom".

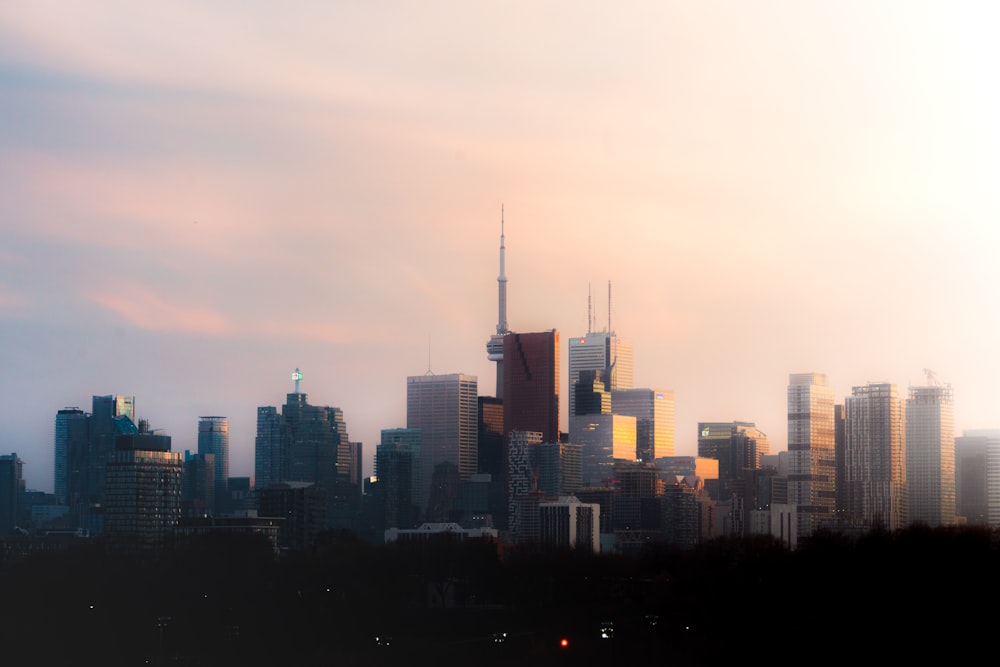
[{"left": 0, "top": 214, "right": 992, "bottom": 557}]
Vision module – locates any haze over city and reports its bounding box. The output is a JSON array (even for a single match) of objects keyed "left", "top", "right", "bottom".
[{"left": 1, "top": 2, "right": 997, "bottom": 493}]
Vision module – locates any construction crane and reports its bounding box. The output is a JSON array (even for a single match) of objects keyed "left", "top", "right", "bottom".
[{"left": 923, "top": 368, "right": 940, "bottom": 386}]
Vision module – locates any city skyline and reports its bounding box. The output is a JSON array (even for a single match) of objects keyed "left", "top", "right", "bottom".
[{"left": 2, "top": 3, "right": 998, "bottom": 493}]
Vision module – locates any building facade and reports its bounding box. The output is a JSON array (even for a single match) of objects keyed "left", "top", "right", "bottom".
[
  {"left": 376, "top": 428, "right": 421, "bottom": 529},
  {"left": 571, "top": 413, "right": 637, "bottom": 487},
  {"left": 539, "top": 496, "right": 601, "bottom": 553},
  {"left": 406, "top": 373, "right": 478, "bottom": 516},
  {"left": 0, "top": 454, "right": 25, "bottom": 536},
  {"left": 104, "top": 422, "right": 182, "bottom": 552},
  {"left": 254, "top": 371, "right": 362, "bottom": 530},
  {"left": 503, "top": 331, "right": 560, "bottom": 444},
  {"left": 843, "top": 383, "right": 907, "bottom": 530},
  {"left": 906, "top": 384, "right": 956, "bottom": 527},
  {"left": 787, "top": 373, "right": 836, "bottom": 541},
  {"left": 697, "top": 421, "right": 770, "bottom": 503},
  {"left": 61, "top": 395, "right": 135, "bottom": 517},
  {"left": 612, "top": 388, "right": 675, "bottom": 460},
  {"left": 955, "top": 430, "right": 992, "bottom": 526},
  {"left": 54, "top": 407, "right": 86, "bottom": 504},
  {"left": 568, "top": 332, "right": 633, "bottom": 419},
  {"left": 197, "top": 416, "right": 229, "bottom": 514}
]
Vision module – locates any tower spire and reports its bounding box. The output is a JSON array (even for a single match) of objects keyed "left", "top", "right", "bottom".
[
  {"left": 486, "top": 204, "right": 509, "bottom": 399},
  {"left": 497, "top": 204, "right": 508, "bottom": 335},
  {"left": 587, "top": 283, "right": 592, "bottom": 335}
]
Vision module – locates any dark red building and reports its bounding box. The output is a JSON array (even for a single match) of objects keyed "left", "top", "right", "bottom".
[{"left": 502, "top": 330, "right": 560, "bottom": 444}]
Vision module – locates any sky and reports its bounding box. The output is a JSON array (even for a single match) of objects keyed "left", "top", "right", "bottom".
[{"left": 2, "top": 2, "right": 998, "bottom": 493}]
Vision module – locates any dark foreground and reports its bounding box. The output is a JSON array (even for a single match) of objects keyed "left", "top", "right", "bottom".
[{"left": 2, "top": 525, "right": 996, "bottom": 666}]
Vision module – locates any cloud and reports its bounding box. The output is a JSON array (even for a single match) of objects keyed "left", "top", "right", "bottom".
[{"left": 86, "top": 284, "right": 229, "bottom": 335}]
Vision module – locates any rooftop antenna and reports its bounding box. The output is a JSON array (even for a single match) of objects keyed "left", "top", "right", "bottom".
[
  {"left": 607, "top": 280, "right": 612, "bottom": 334},
  {"left": 587, "top": 283, "right": 592, "bottom": 334},
  {"left": 426, "top": 336, "right": 433, "bottom": 375},
  {"left": 292, "top": 368, "right": 303, "bottom": 394},
  {"left": 497, "top": 204, "right": 509, "bottom": 335}
]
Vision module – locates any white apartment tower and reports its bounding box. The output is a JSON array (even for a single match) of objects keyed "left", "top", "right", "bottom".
[
  {"left": 787, "top": 372, "right": 836, "bottom": 541},
  {"left": 906, "top": 382, "right": 956, "bottom": 527},
  {"left": 844, "top": 383, "right": 907, "bottom": 531}
]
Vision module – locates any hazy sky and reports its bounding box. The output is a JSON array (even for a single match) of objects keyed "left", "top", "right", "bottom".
[{"left": 2, "top": 2, "right": 998, "bottom": 492}]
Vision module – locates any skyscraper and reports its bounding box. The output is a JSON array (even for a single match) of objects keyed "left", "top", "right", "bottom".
[
  {"left": 104, "top": 419, "right": 182, "bottom": 552},
  {"left": 197, "top": 416, "right": 229, "bottom": 514},
  {"left": 613, "top": 388, "right": 675, "bottom": 460},
  {"left": 539, "top": 496, "right": 601, "bottom": 553},
  {"left": 54, "top": 407, "right": 86, "bottom": 503},
  {"left": 503, "top": 330, "right": 560, "bottom": 444},
  {"left": 573, "top": 414, "right": 638, "bottom": 486},
  {"left": 697, "top": 421, "right": 770, "bottom": 503},
  {"left": 68, "top": 395, "right": 135, "bottom": 511},
  {"left": 568, "top": 331, "right": 633, "bottom": 419},
  {"left": 406, "top": 373, "right": 478, "bottom": 516},
  {"left": 906, "top": 382, "right": 956, "bottom": 527},
  {"left": 485, "top": 206, "right": 510, "bottom": 399},
  {"left": 955, "top": 430, "right": 994, "bottom": 526},
  {"left": 254, "top": 370, "right": 362, "bottom": 529},
  {"left": 255, "top": 405, "right": 283, "bottom": 489},
  {"left": 787, "top": 373, "right": 836, "bottom": 540},
  {"left": 0, "top": 453, "right": 25, "bottom": 537},
  {"left": 376, "top": 428, "right": 422, "bottom": 530},
  {"left": 507, "top": 430, "right": 544, "bottom": 540},
  {"left": 843, "top": 383, "right": 907, "bottom": 531}
]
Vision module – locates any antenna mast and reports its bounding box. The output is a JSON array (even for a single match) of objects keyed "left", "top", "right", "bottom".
[
  {"left": 607, "top": 280, "right": 612, "bottom": 334},
  {"left": 497, "top": 204, "right": 508, "bottom": 335},
  {"left": 587, "top": 284, "right": 592, "bottom": 334}
]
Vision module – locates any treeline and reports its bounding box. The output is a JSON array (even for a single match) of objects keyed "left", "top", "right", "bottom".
[{"left": 1, "top": 525, "right": 996, "bottom": 665}]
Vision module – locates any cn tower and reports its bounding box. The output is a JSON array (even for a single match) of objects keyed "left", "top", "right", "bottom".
[{"left": 485, "top": 205, "right": 509, "bottom": 398}]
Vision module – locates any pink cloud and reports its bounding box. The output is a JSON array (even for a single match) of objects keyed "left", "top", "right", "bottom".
[{"left": 87, "top": 285, "right": 229, "bottom": 336}]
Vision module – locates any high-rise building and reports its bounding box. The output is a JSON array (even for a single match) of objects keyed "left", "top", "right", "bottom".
[
  {"left": 375, "top": 428, "right": 421, "bottom": 529},
  {"left": 961, "top": 429, "right": 1000, "bottom": 528},
  {"left": 531, "top": 442, "right": 583, "bottom": 498},
  {"left": 64, "top": 395, "right": 135, "bottom": 513},
  {"left": 612, "top": 388, "right": 675, "bottom": 460},
  {"left": 955, "top": 430, "right": 994, "bottom": 526},
  {"left": 834, "top": 403, "right": 847, "bottom": 514},
  {"left": 0, "top": 453, "right": 25, "bottom": 537},
  {"left": 507, "top": 430, "right": 545, "bottom": 540},
  {"left": 906, "top": 382, "right": 956, "bottom": 527},
  {"left": 697, "top": 421, "right": 770, "bottom": 503},
  {"left": 477, "top": 396, "right": 504, "bottom": 478},
  {"left": 568, "top": 330, "right": 633, "bottom": 419},
  {"left": 503, "top": 330, "right": 560, "bottom": 444},
  {"left": 255, "top": 406, "right": 283, "bottom": 490},
  {"left": 406, "top": 372, "right": 478, "bottom": 515},
  {"left": 104, "top": 420, "right": 182, "bottom": 552},
  {"left": 843, "top": 383, "right": 907, "bottom": 531},
  {"left": 181, "top": 451, "right": 215, "bottom": 517},
  {"left": 539, "top": 496, "right": 601, "bottom": 553},
  {"left": 787, "top": 372, "right": 836, "bottom": 541},
  {"left": 54, "top": 407, "right": 86, "bottom": 503},
  {"left": 254, "top": 370, "right": 362, "bottom": 529},
  {"left": 197, "top": 416, "right": 229, "bottom": 514},
  {"left": 485, "top": 206, "right": 510, "bottom": 399},
  {"left": 572, "top": 413, "right": 637, "bottom": 486}
]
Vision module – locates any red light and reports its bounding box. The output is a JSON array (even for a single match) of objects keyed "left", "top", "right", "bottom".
[{"left": 560, "top": 638, "right": 569, "bottom": 648}]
